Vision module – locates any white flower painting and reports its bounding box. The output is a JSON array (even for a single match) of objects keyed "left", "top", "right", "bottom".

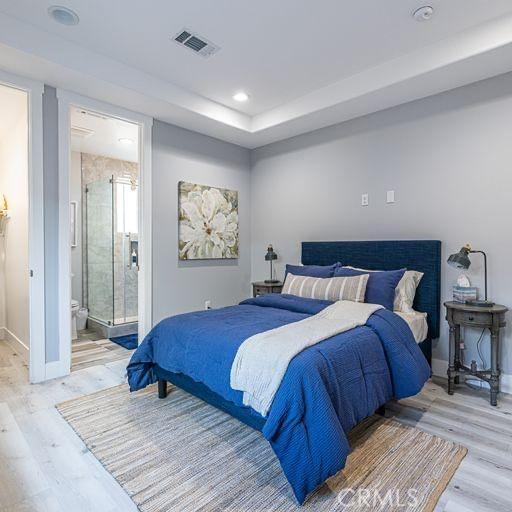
[{"left": 178, "top": 181, "right": 239, "bottom": 260}]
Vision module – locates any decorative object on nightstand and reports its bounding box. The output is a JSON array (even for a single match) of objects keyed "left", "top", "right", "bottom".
[
  {"left": 264, "top": 244, "right": 279, "bottom": 283},
  {"left": 444, "top": 301, "right": 508, "bottom": 406},
  {"left": 447, "top": 244, "right": 494, "bottom": 306},
  {"left": 252, "top": 281, "right": 283, "bottom": 297},
  {"left": 452, "top": 285, "right": 477, "bottom": 304}
]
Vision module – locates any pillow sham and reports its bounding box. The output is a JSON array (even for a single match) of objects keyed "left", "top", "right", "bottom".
[
  {"left": 344, "top": 266, "right": 423, "bottom": 313},
  {"left": 394, "top": 271, "right": 424, "bottom": 313},
  {"left": 333, "top": 266, "right": 406, "bottom": 310},
  {"left": 282, "top": 272, "right": 369, "bottom": 303},
  {"left": 285, "top": 263, "right": 340, "bottom": 278}
]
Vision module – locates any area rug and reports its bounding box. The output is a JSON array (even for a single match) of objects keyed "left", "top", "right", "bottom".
[
  {"left": 109, "top": 333, "right": 138, "bottom": 350},
  {"left": 57, "top": 384, "right": 467, "bottom": 512}
]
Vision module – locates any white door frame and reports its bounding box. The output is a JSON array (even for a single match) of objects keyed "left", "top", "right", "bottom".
[
  {"left": 56, "top": 90, "right": 153, "bottom": 377},
  {"left": 0, "top": 69, "right": 46, "bottom": 383}
]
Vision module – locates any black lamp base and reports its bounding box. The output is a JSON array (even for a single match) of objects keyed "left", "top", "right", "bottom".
[
  {"left": 264, "top": 279, "right": 280, "bottom": 284},
  {"left": 465, "top": 299, "right": 495, "bottom": 307}
]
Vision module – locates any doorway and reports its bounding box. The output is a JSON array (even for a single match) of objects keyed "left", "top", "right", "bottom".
[
  {"left": 0, "top": 73, "right": 45, "bottom": 383},
  {"left": 0, "top": 84, "right": 29, "bottom": 361},
  {"left": 69, "top": 108, "right": 140, "bottom": 370},
  {"left": 57, "top": 91, "right": 152, "bottom": 376}
]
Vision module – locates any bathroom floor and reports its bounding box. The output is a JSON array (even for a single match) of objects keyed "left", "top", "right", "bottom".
[{"left": 71, "top": 328, "right": 135, "bottom": 372}]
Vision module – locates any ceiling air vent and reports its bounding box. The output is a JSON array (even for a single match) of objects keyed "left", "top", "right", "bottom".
[
  {"left": 173, "top": 28, "right": 219, "bottom": 58},
  {"left": 71, "top": 126, "right": 94, "bottom": 139}
]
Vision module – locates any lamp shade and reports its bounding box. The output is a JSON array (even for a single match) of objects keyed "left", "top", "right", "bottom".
[
  {"left": 447, "top": 246, "right": 471, "bottom": 270},
  {"left": 265, "top": 244, "right": 277, "bottom": 261}
]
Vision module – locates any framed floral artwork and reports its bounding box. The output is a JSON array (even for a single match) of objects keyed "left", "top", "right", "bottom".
[{"left": 178, "top": 181, "right": 239, "bottom": 260}]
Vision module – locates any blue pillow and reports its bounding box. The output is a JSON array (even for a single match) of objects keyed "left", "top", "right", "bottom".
[
  {"left": 285, "top": 263, "right": 340, "bottom": 279},
  {"left": 333, "top": 266, "right": 406, "bottom": 310}
]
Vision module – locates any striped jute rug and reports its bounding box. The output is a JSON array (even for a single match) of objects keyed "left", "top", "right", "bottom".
[{"left": 57, "top": 384, "right": 466, "bottom": 512}]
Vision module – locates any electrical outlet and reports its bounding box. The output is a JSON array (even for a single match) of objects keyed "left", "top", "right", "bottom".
[
  {"left": 204, "top": 300, "right": 212, "bottom": 310},
  {"left": 361, "top": 193, "right": 369, "bottom": 206}
]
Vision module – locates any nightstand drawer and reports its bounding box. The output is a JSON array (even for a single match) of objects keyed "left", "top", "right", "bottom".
[
  {"left": 254, "top": 286, "right": 270, "bottom": 296},
  {"left": 252, "top": 282, "right": 284, "bottom": 297},
  {"left": 453, "top": 309, "right": 491, "bottom": 326}
]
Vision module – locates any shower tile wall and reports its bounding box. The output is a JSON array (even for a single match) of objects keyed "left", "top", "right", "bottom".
[{"left": 81, "top": 153, "right": 139, "bottom": 324}]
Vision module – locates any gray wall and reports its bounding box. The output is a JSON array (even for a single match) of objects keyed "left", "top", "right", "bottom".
[
  {"left": 38, "top": 73, "right": 512, "bottom": 378},
  {"left": 251, "top": 72, "right": 512, "bottom": 375},
  {"left": 40, "top": 103, "right": 252, "bottom": 365},
  {"left": 152, "top": 120, "right": 251, "bottom": 324},
  {"left": 43, "top": 85, "right": 60, "bottom": 363}
]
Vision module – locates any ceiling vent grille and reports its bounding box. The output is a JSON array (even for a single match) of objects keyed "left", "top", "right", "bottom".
[
  {"left": 71, "top": 126, "right": 95, "bottom": 139},
  {"left": 173, "top": 28, "right": 219, "bottom": 58}
]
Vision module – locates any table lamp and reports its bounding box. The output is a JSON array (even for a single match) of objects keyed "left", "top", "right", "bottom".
[
  {"left": 447, "top": 244, "right": 494, "bottom": 307},
  {"left": 264, "top": 244, "right": 279, "bottom": 284}
]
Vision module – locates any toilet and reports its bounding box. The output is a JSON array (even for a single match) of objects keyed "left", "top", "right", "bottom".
[{"left": 71, "top": 299, "right": 80, "bottom": 340}]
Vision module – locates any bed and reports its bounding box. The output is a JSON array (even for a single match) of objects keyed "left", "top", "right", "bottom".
[{"left": 127, "top": 239, "right": 440, "bottom": 504}]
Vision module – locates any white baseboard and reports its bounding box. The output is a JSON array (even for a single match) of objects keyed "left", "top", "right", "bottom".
[
  {"left": 3, "top": 327, "right": 29, "bottom": 363},
  {"left": 432, "top": 357, "right": 512, "bottom": 395}
]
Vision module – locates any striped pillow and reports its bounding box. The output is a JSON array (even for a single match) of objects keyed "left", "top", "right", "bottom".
[{"left": 282, "top": 273, "right": 369, "bottom": 303}]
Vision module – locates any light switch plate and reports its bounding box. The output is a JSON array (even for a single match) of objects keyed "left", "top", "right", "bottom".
[
  {"left": 361, "top": 193, "right": 369, "bottom": 206},
  {"left": 386, "top": 190, "right": 395, "bottom": 203}
]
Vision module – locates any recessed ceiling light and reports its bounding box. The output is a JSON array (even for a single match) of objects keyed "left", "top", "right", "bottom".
[
  {"left": 118, "top": 138, "right": 134, "bottom": 145},
  {"left": 233, "top": 92, "right": 249, "bottom": 102},
  {"left": 413, "top": 6, "right": 434, "bottom": 22},
  {"left": 48, "top": 5, "right": 80, "bottom": 26}
]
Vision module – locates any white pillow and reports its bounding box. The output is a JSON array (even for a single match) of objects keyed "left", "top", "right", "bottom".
[
  {"left": 344, "top": 266, "right": 423, "bottom": 313},
  {"left": 282, "top": 273, "right": 369, "bottom": 303}
]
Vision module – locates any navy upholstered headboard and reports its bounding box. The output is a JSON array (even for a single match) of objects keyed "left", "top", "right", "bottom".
[{"left": 302, "top": 240, "right": 441, "bottom": 340}]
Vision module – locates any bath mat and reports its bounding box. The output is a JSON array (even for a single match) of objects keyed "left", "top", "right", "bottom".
[
  {"left": 109, "top": 333, "right": 138, "bottom": 350},
  {"left": 57, "top": 384, "right": 467, "bottom": 512}
]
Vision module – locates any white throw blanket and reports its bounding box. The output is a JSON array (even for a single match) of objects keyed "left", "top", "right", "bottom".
[{"left": 230, "top": 300, "right": 383, "bottom": 417}]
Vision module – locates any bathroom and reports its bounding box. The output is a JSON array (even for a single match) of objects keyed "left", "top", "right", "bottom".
[{"left": 70, "top": 107, "right": 140, "bottom": 370}]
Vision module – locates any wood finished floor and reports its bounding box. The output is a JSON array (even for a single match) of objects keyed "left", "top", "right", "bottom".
[
  {"left": 1, "top": 339, "right": 511, "bottom": 511},
  {"left": 71, "top": 329, "right": 134, "bottom": 372}
]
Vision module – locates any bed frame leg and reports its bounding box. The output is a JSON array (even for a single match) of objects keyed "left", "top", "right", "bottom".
[
  {"left": 376, "top": 405, "right": 386, "bottom": 417},
  {"left": 158, "top": 379, "right": 167, "bottom": 399}
]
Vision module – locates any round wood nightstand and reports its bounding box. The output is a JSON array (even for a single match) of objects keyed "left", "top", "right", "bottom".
[{"left": 444, "top": 301, "right": 508, "bottom": 406}]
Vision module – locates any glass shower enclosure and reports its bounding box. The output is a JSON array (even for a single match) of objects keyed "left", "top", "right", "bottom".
[{"left": 85, "top": 176, "right": 138, "bottom": 332}]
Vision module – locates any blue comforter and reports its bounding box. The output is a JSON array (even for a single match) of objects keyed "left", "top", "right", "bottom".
[{"left": 127, "top": 294, "right": 430, "bottom": 504}]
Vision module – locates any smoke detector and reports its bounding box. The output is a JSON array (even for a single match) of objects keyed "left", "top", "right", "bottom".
[
  {"left": 173, "top": 28, "right": 220, "bottom": 58},
  {"left": 413, "top": 6, "right": 434, "bottom": 22}
]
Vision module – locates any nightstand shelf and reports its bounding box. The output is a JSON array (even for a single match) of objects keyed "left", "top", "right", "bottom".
[
  {"left": 252, "top": 281, "right": 283, "bottom": 297},
  {"left": 445, "top": 301, "right": 508, "bottom": 406}
]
